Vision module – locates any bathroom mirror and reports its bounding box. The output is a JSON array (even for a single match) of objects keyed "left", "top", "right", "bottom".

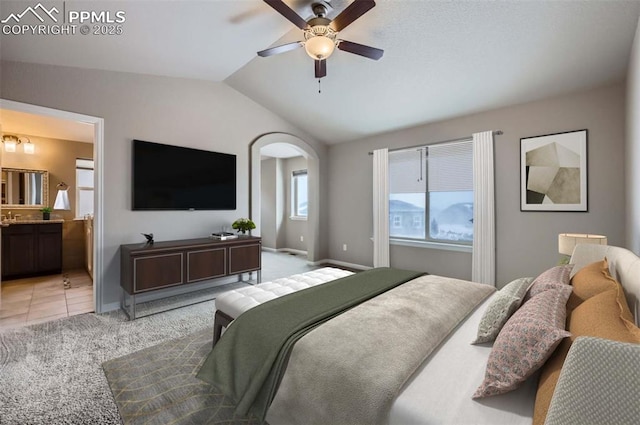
[{"left": 1, "top": 168, "right": 49, "bottom": 209}]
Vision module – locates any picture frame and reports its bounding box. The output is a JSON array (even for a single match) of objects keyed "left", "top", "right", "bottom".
[{"left": 520, "top": 129, "right": 588, "bottom": 212}]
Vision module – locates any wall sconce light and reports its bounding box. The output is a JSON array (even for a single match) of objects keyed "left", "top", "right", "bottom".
[
  {"left": 23, "top": 138, "right": 35, "bottom": 154},
  {"left": 53, "top": 182, "right": 71, "bottom": 211},
  {"left": 2, "top": 134, "right": 20, "bottom": 152},
  {"left": 1, "top": 134, "right": 35, "bottom": 154}
]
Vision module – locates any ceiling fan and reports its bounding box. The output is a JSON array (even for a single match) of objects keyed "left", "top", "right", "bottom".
[{"left": 258, "top": 0, "right": 384, "bottom": 79}]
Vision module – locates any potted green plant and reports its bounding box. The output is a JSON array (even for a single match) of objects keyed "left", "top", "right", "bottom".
[
  {"left": 40, "top": 206, "right": 52, "bottom": 220},
  {"left": 232, "top": 218, "right": 256, "bottom": 235}
]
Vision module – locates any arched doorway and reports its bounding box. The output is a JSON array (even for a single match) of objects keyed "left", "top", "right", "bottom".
[{"left": 250, "top": 133, "right": 320, "bottom": 262}]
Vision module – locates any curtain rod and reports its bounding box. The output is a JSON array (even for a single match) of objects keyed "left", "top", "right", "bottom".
[{"left": 367, "top": 130, "right": 503, "bottom": 155}]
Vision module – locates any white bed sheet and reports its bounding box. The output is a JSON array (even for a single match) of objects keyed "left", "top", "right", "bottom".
[{"left": 389, "top": 294, "right": 537, "bottom": 425}]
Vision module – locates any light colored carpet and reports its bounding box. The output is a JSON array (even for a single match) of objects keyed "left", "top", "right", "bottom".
[
  {"left": 0, "top": 251, "right": 317, "bottom": 424},
  {"left": 259, "top": 250, "right": 317, "bottom": 282},
  {"left": 0, "top": 284, "right": 247, "bottom": 425}
]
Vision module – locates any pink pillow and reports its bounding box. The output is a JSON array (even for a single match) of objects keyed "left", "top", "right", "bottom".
[
  {"left": 473, "top": 285, "right": 572, "bottom": 399},
  {"left": 524, "top": 264, "right": 573, "bottom": 301}
]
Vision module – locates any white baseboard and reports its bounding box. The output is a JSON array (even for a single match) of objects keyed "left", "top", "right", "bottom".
[{"left": 262, "top": 247, "right": 308, "bottom": 256}]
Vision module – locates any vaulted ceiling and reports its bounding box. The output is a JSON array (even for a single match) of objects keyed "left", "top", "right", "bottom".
[{"left": 2, "top": 0, "right": 640, "bottom": 144}]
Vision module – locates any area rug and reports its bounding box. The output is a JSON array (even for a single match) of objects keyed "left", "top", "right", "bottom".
[
  {"left": 102, "top": 328, "right": 260, "bottom": 425},
  {"left": 0, "top": 281, "right": 252, "bottom": 425}
]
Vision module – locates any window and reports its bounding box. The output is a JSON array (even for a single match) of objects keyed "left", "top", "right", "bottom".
[
  {"left": 76, "top": 158, "right": 94, "bottom": 219},
  {"left": 291, "top": 169, "right": 308, "bottom": 219},
  {"left": 388, "top": 140, "right": 473, "bottom": 245}
]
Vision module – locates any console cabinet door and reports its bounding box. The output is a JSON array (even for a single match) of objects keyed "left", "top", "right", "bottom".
[
  {"left": 187, "top": 248, "right": 226, "bottom": 283},
  {"left": 228, "top": 243, "right": 261, "bottom": 274},
  {"left": 133, "top": 252, "right": 184, "bottom": 292}
]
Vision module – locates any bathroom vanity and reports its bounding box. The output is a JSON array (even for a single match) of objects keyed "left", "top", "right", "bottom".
[{"left": 1, "top": 221, "right": 63, "bottom": 280}]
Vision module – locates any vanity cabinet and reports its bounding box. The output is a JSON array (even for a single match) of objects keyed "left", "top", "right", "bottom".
[
  {"left": 120, "top": 236, "right": 261, "bottom": 319},
  {"left": 1, "top": 222, "right": 63, "bottom": 279}
]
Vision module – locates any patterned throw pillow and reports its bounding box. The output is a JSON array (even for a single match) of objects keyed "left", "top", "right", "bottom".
[
  {"left": 473, "top": 285, "right": 572, "bottom": 399},
  {"left": 545, "top": 337, "right": 640, "bottom": 425},
  {"left": 524, "top": 264, "right": 573, "bottom": 301},
  {"left": 471, "top": 277, "right": 534, "bottom": 344}
]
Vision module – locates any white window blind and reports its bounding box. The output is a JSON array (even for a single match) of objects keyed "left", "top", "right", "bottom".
[
  {"left": 428, "top": 140, "right": 473, "bottom": 192},
  {"left": 389, "top": 149, "right": 426, "bottom": 193}
]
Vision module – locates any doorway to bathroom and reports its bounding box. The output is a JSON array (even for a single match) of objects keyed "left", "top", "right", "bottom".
[{"left": 0, "top": 99, "right": 104, "bottom": 330}]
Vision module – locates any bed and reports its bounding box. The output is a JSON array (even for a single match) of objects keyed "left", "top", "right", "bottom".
[{"left": 198, "top": 244, "right": 640, "bottom": 425}]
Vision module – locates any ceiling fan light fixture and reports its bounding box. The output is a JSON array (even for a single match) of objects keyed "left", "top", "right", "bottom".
[
  {"left": 304, "top": 35, "right": 336, "bottom": 60},
  {"left": 260, "top": 0, "right": 383, "bottom": 78}
]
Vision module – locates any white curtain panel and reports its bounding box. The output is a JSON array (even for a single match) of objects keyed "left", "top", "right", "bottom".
[
  {"left": 373, "top": 148, "right": 390, "bottom": 267},
  {"left": 472, "top": 131, "right": 496, "bottom": 285}
]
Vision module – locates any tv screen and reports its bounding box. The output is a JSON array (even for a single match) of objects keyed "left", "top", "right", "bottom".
[{"left": 132, "top": 139, "right": 236, "bottom": 210}]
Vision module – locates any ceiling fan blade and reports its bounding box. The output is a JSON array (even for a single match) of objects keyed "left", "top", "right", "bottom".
[
  {"left": 337, "top": 39, "right": 384, "bottom": 60},
  {"left": 263, "top": 0, "right": 309, "bottom": 29},
  {"left": 329, "top": 0, "right": 376, "bottom": 32},
  {"left": 315, "top": 59, "right": 327, "bottom": 78},
  {"left": 258, "top": 41, "right": 303, "bottom": 57}
]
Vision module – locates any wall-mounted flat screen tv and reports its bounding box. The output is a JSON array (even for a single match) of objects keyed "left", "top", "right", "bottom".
[{"left": 132, "top": 139, "right": 236, "bottom": 210}]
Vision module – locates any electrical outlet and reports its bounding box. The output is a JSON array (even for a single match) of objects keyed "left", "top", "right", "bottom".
[
  {"left": 342, "top": 244, "right": 347, "bottom": 251},
  {"left": 300, "top": 236, "right": 304, "bottom": 242}
]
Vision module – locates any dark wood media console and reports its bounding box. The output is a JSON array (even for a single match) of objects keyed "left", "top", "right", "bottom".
[{"left": 120, "top": 235, "right": 261, "bottom": 319}]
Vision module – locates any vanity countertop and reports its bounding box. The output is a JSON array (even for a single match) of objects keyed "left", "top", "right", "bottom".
[{"left": 1, "top": 219, "right": 65, "bottom": 226}]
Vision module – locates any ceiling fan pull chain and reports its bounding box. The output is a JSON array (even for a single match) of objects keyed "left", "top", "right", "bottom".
[{"left": 318, "top": 78, "right": 322, "bottom": 94}]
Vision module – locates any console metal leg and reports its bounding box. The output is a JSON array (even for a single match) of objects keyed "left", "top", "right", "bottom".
[
  {"left": 257, "top": 270, "right": 262, "bottom": 284},
  {"left": 120, "top": 289, "right": 136, "bottom": 320}
]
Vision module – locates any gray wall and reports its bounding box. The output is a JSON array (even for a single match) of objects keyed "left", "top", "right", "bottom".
[
  {"left": 627, "top": 18, "right": 640, "bottom": 255},
  {"left": 328, "top": 83, "right": 626, "bottom": 287},
  {"left": 0, "top": 60, "right": 326, "bottom": 311},
  {"left": 260, "top": 158, "right": 278, "bottom": 249},
  {"left": 283, "top": 156, "right": 308, "bottom": 252},
  {"left": 260, "top": 157, "right": 287, "bottom": 250}
]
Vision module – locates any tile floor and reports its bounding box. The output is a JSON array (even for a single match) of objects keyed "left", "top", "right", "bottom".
[{"left": 0, "top": 269, "right": 93, "bottom": 330}]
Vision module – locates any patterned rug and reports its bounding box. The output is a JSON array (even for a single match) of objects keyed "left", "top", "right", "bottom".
[{"left": 102, "top": 327, "right": 261, "bottom": 425}]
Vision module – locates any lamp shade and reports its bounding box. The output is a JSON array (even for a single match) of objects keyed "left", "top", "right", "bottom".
[
  {"left": 53, "top": 189, "right": 71, "bottom": 210},
  {"left": 558, "top": 233, "right": 608, "bottom": 256}
]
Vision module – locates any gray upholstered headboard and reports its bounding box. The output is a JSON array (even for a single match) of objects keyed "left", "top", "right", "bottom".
[{"left": 570, "top": 244, "right": 640, "bottom": 326}]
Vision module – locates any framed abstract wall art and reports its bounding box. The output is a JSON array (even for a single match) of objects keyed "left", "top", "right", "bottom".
[{"left": 520, "top": 129, "right": 588, "bottom": 211}]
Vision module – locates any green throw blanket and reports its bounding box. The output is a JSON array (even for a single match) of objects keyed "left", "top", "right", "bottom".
[{"left": 196, "top": 267, "right": 424, "bottom": 421}]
